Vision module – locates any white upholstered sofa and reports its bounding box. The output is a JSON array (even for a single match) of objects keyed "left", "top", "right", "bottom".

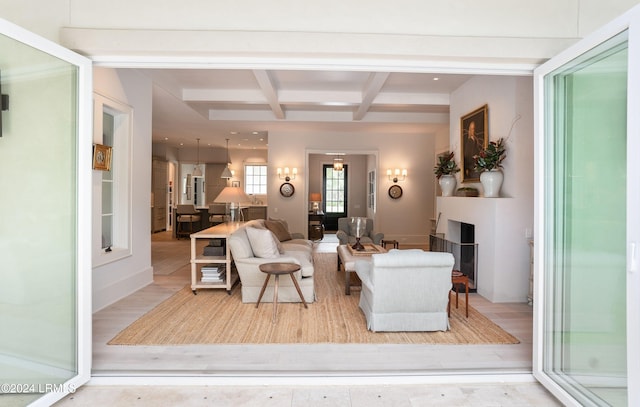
[
  {"left": 355, "top": 249, "right": 454, "bottom": 332},
  {"left": 228, "top": 219, "right": 315, "bottom": 303}
]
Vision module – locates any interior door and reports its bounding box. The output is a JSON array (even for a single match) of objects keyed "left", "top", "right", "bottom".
[
  {"left": 534, "top": 5, "right": 640, "bottom": 406},
  {"left": 323, "top": 163, "right": 348, "bottom": 231},
  {"left": 0, "top": 19, "right": 92, "bottom": 406}
]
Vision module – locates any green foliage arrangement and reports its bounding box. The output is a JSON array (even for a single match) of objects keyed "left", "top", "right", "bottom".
[
  {"left": 433, "top": 152, "right": 460, "bottom": 179},
  {"left": 473, "top": 138, "right": 506, "bottom": 172}
]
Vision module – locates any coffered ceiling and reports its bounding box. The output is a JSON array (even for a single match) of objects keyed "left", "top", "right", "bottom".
[{"left": 142, "top": 68, "right": 474, "bottom": 151}]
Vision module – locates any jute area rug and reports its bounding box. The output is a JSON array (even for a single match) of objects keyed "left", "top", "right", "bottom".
[{"left": 109, "top": 252, "right": 519, "bottom": 345}]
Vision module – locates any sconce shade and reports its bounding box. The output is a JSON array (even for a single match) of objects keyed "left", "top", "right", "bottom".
[
  {"left": 387, "top": 168, "right": 407, "bottom": 183},
  {"left": 309, "top": 192, "right": 322, "bottom": 202},
  {"left": 277, "top": 167, "right": 297, "bottom": 181}
]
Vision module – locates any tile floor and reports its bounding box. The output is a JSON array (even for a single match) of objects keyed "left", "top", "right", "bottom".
[{"left": 56, "top": 382, "right": 562, "bottom": 406}]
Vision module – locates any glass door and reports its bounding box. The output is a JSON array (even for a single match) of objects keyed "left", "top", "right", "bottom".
[
  {"left": 0, "top": 19, "right": 92, "bottom": 406},
  {"left": 323, "top": 164, "right": 348, "bottom": 231},
  {"left": 534, "top": 5, "right": 640, "bottom": 406}
]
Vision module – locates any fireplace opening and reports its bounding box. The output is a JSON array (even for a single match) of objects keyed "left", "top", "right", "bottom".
[
  {"left": 459, "top": 222, "right": 476, "bottom": 291},
  {"left": 428, "top": 220, "right": 478, "bottom": 292}
]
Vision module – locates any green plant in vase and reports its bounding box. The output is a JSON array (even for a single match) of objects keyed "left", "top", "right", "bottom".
[
  {"left": 434, "top": 152, "right": 460, "bottom": 197},
  {"left": 473, "top": 138, "right": 506, "bottom": 172},
  {"left": 473, "top": 138, "right": 506, "bottom": 197},
  {"left": 433, "top": 152, "right": 460, "bottom": 179}
]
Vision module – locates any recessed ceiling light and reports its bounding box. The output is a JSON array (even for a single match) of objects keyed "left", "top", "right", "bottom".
[
  {"left": 164, "top": 137, "right": 169, "bottom": 141},
  {"left": 433, "top": 77, "right": 439, "bottom": 81},
  {"left": 230, "top": 131, "right": 238, "bottom": 135},
  {"left": 252, "top": 131, "right": 259, "bottom": 135}
]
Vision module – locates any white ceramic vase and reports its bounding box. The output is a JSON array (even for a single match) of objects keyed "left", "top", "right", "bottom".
[
  {"left": 439, "top": 175, "right": 457, "bottom": 197},
  {"left": 480, "top": 169, "right": 503, "bottom": 198}
]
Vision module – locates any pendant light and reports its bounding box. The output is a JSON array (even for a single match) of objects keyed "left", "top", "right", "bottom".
[
  {"left": 192, "top": 138, "right": 203, "bottom": 176},
  {"left": 333, "top": 157, "right": 344, "bottom": 172},
  {"left": 221, "top": 138, "right": 233, "bottom": 179}
]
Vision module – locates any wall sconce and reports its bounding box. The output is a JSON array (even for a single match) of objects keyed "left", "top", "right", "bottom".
[
  {"left": 277, "top": 167, "right": 297, "bottom": 181},
  {"left": 387, "top": 168, "right": 407, "bottom": 183}
]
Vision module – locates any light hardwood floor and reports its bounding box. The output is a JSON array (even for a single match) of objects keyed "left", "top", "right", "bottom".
[{"left": 92, "top": 232, "right": 533, "bottom": 376}]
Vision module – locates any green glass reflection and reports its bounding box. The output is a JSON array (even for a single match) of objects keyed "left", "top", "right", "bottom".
[
  {"left": 545, "top": 31, "right": 628, "bottom": 406},
  {"left": 0, "top": 32, "right": 79, "bottom": 403}
]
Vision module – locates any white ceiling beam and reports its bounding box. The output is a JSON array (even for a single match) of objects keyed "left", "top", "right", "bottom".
[
  {"left": 253, "top": 70, "right": 285, "bottom": 120},
  {"left": 374, "top": 92, "right": 450, "bottom": 105},
  {"left": 279, "top": 90, "right": 361, "bottom": 105},
  {"left": 353, "top": 72, "right": 390, "bottom": 121},
  {"left": 206, "top": 108, "right": 448, "bottom": 124},
  {"left": 183, "top": 88, "right": 266, "bottom": 102}
]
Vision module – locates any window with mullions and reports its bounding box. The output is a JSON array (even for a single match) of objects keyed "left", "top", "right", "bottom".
[
  {"left": 101, "top": 112, "right": 114, "bottom": 249},
  {"left": 323, "top": 164, "right": 348, "bottom": 231},
  {"left": 244, "top": 164, "right": 267, "bottom": 194},
  {"left": 324, "top": 167, "right": 345, "bottom": 213},
  {"left": 93, "top": 93, "right": 132, "bottom": 267}
]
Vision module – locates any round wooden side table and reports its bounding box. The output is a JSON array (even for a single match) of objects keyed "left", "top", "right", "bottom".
[{"left": 257, "top": 262, "right": 308, "bottom": 323}]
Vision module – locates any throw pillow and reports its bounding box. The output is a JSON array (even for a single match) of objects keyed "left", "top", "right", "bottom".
[
  {"left": 245, "top": 227, "right": 280, "bottom": 258},
  {"left": 264, "top": 219, "right": 292, "bottom": 242}
]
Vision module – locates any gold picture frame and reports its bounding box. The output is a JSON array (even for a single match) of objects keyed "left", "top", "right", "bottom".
[
  {"left": 93, "top": 144, "right": 112, "bottom": 171},
  {"left": 460, "top": 104, "right": 488, "bottom": 182}
]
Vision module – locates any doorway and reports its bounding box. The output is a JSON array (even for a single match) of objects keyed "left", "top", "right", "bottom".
[{"left": 323, "top": 163, "right": 347, "bottom": 231}]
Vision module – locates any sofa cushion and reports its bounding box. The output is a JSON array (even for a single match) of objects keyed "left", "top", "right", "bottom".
[
  {"left": 282, "top": 238, "right": 313, "bottom": 251},
  {"left": 245, "top": 227, "right": 281, "bottom": 258},
  {"left": 285, "top": 250, "right": 314, "bottom": 278},
  {"left": 264, "top": 219, "right": 292, "bottom": 242}
]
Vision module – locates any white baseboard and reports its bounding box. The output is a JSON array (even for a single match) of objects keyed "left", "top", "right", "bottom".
[{"left": 92, "top": 266, "right": 153, "bottom": 313}]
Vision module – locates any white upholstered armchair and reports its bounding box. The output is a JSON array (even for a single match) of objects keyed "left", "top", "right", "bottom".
[{"left": 355, "top": 249, "right": 454, "bottom": 332}]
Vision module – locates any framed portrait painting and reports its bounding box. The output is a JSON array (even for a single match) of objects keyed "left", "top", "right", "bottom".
[
  {"left": 460, "top": 105, "right": 488, "bottom": 182},
  {"left": 92, "top": 144, "right": 112, "bottom": 171}
]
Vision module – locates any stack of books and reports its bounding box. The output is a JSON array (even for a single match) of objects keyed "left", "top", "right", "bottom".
[{"left": 201, "top": 264, "right": 225, "bottom": 283}]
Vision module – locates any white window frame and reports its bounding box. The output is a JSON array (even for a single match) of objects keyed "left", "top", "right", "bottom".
[
  {"left": 244, "top": 163, "right": 267, "bottom": 195},
  {"left": 92, "top": 92, "right": 133, "bottom": 267}
]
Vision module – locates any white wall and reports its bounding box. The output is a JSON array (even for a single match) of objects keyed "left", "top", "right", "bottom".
[
  {"left": 268, "top": 130, "right": 442, "bottom": 245},
  {"left": 0, "top": 0, "right": 632, "bottom": 67},
  {"left": 92, "top": 68, "right": 153, "bottom": 312},
  {"left": 4, "top": 0, "right": 639, "bottom": 46},
  {"left": 437, "top": 76, "right": 534, "bottom": 302}
]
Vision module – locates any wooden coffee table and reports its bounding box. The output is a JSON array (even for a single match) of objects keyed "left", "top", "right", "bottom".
[
  {"left": 257, "top": 262, "right": 308, "bottom": 323},
  {"left": 337, "top": 244, "right": 387, "bottom": 295}
]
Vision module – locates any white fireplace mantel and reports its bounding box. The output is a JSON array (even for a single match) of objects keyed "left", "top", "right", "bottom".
[{"left": 436, "top": 196, "right": 530, "bottom": 303}]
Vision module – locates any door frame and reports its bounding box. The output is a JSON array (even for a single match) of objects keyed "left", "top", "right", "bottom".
[
  {"left": 322, "top": 163, "right": 348, "bottom": 231},
  {"left": 0, "top": 17, "right": 93, "bottom": 406},
  {"left": 533, "top": 4, "right": 640, "bottom": 406}
]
